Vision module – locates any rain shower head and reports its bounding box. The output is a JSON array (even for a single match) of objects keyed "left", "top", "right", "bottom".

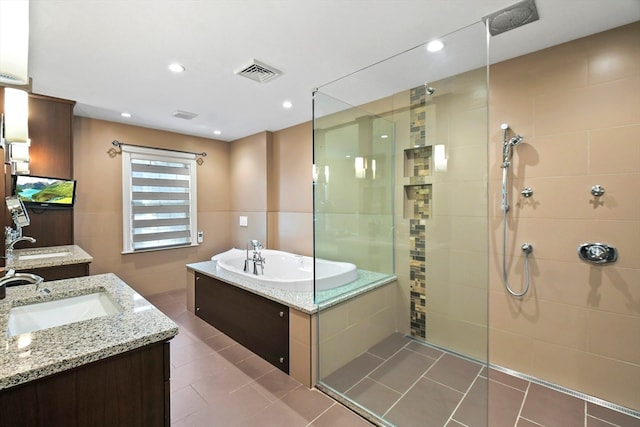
[{"left": 483, "top": 0, "right": 539, "bottom": 36}]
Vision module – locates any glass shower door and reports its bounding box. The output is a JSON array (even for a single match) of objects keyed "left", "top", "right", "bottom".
[{"left": 313, "top": 21, "right": 489, "bottom": 427}]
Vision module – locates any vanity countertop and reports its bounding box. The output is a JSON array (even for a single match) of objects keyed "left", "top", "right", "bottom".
[
  {"left": 0, "top": 273, "right": 178, "bottom": 390},
  {"left": 7, "top": 244, "right": 93, "bottom": 271}
]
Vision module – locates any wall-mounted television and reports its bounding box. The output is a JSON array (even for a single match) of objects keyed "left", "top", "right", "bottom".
[{"left": 13, "top": 175, "right": 77, "bottom": 209}]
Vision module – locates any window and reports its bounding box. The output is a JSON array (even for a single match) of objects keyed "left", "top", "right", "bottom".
[{"left": 121, "top": 145, "right": 197, "bottom": 253}]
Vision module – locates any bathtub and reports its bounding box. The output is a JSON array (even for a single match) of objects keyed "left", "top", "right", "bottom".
[{"left": 212, "top": 248, "right": 358, "bottom": 292}]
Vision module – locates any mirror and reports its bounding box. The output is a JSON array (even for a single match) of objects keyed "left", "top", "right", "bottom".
[{"left": 5, "top": 195, "right": 30, "bottom": 228}]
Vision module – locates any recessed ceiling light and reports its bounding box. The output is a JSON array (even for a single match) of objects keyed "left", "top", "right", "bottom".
[
  {"left": 426, "top": 40, "right": 444, "bottom": 52},
  {"left": 121, "top": 112, "right": 131, "bottom": 118},
  {"left": 213, "top": 130, "right": 222, "bottom": 135},
  {"left": 282, "top": 100, "right": 293, "bottom": 109},
  {"left": 169, "top": 63, "right": 185, "bottom": 73},
  {"left": 380, "top": 134, "right": 388, "bottom": 139}
]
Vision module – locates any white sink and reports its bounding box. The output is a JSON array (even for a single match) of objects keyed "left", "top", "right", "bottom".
[
  {"left": 7, "top": 292, "right": 122, "bottom": 337},
  {"left": 17, "top": 251, "right": 72, "bottom": 260}
]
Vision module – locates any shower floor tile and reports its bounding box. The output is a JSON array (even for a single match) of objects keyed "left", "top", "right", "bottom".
[
  {"left": 319, "top": 332, "right": 640, "bottom": 427},
  {"left": 148, "top": 290, "right": 640, "bottom": 427}
]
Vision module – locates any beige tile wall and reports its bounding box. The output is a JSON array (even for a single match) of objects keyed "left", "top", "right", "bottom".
[
  {"left": 73, "top": 117, "right": 231, "bottom": 296},
  {"left": 488, "top": 22, "right": 640, "bottom": 411},
  {"left": 318, "top": 282, "right": 398, "bottom": 377}
]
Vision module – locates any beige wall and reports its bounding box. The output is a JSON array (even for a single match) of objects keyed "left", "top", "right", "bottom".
[
  {"left": 488, "top": 22, "right": 640, "bottom": 411},
  {"left": 229, "top": 131, "right": 270, "bottom": 248},
  {"left": 73, "top": 117, "right": 231, "bottom": 296},
  {"left": 268, "top": 122, "right": 313, "bottom": 255}
]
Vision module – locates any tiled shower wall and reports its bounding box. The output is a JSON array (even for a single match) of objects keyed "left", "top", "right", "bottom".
[
  {"left": 488, "top": 22, "right": 640, "bottom": 412},
  {"left": 400, "top": 70, "right": 489, "bottom": 362}
]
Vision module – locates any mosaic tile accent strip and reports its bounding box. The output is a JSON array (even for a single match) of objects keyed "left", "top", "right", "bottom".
[
  {"left": 410, "top": 86, "right": 427, "bottom": 147},
  {"left": 405, "top": 146, "right": 432, "bottom": 185},
  {"left": 405, "top": 185, "right": 432, "bottom": 220},
  {"left": 410, "top": 219, "right": 426, "bottom": 338},
  {"left": 408, "top": 84, "right": 429, "bottom": 340}
]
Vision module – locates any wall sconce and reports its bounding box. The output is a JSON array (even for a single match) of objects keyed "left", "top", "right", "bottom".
[
  {"left": 3, "top": 88, "right": 29, "bottom": 142},
  {"left": 324, "top": 165, "right": 330, "bottom": 184},
  {"left": 1, "top": 88, "right": 30, "bottom": 174},
  {"left": 0, "top": 0, "right": 30, "bottom": 85},
  {"left": 9, "top": 139, "right": 30, "bottom": 174},
  {"left": 355, "top": 157, "right": 366, "bottom": 179},
  {"left": 434, "top": 144, "right": 448, "bottom": 172}
]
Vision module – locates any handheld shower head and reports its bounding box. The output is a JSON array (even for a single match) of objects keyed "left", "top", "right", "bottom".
[
  {"left": 502, "top": 135, "right": 523, "bottom": 165},
  {"left": 510, "top": 135, "right": 523, "bottom": 146}
]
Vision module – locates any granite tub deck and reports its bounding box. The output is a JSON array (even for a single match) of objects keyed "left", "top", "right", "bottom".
[
  {"left": 0, "top": 273, "right": 178, "bottom": 390},
  {"left": 5, "top": 244, "right": 93, "bottom": 271},
  {"left": 186, "top": 260, "right": 394, "bottom": 314}
]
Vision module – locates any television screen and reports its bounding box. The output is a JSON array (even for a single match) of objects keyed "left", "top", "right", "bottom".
[{"left": 13, "top": 175, "right": 77, "bottom": 208}]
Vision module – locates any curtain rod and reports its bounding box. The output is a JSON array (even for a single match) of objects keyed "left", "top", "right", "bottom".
[{"left": 111, "top": 140, "right": 207, "bottom": 157}]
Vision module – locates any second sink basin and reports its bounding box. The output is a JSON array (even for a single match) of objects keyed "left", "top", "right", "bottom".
[
  {"left": 17, "top": 251, "right": 72, "bottom": 260},
  {"left": 7, "top": 292, "right": 122, "bottom": 337}
]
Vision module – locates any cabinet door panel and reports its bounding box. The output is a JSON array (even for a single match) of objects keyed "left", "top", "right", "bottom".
[{"left": 195, "top": 273, "right": 289, "bottom": 372}]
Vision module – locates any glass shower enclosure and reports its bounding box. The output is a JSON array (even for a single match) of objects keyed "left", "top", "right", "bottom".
[{"left": 312, "top": 21, "right": 489, "bottom": 426}]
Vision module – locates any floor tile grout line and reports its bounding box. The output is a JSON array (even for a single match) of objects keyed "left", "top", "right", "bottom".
[
  {"left": 515, "top": 381, "right": 532, "bottom": 425},
  {"left": 380, "top": 353, "right": 451, "bottom": 419},
  {"left": 518, "top": 416, "right": 544, "bottom": 426},
  {"left": 446, "top": 373, "right": 484, "bottom": 427},
  {"left": 586, "top": 414, "right": 620, "bottom": 427}
]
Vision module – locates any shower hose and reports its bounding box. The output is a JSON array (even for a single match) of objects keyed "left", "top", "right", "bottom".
[{"left": 501, "top": 211, "right": 532, "bottom": 297}]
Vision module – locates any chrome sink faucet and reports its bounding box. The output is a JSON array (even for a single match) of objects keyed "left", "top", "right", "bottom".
[
  {"left": 5, "top": 226, "right": 36, "bottom": 262},
  {"left": 244, "top": 239, "right": 266, "bottom": 275},
  {"left": 0, "top": 269, "right": 47, "bottom": 299}
]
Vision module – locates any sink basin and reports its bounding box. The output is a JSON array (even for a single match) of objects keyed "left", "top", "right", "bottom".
[
  {"left": 17, "top": 251, "right": 72, "bottom": 260},
  {"left": 7, "top": 292, "right": 122, "bottom": 337}
]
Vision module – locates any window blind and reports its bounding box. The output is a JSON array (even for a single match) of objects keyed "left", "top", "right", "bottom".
[{"left": 121, "top": 145, "right": 197, "bottom": 253}]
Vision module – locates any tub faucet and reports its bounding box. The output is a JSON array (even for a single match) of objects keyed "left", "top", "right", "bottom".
[{"left": 244, "top": 239, "right": 266, "bottom": 275}]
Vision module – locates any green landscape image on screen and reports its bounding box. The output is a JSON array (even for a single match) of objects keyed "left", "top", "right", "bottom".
[{"left": 16, "top": 179, "right": 75, "bottom": 204}]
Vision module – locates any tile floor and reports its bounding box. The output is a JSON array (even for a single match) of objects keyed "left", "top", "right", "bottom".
[
  {"left": 321, "top": 333, "right": 640, "bottom": 427},
  {"left": 147, "top": 289, "right": 373, "bottom": 427},
  {"left": 149, "top": 289, "right": 639, "bottom": 427}
]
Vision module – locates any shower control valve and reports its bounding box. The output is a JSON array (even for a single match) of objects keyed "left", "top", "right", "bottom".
[
  {"left": 578, "top": 243, "right": 617, "bottom": 264},
  {"left": 521, "top": 187, "right": 533, "bottom": 198},
  {"left": 591, "top": 185, "right": 605, "bottom": 197}
]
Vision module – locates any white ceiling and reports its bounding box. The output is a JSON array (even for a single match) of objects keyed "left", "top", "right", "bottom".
[{"left": 26, "top": 0, "right": 640, "bottom": 142}]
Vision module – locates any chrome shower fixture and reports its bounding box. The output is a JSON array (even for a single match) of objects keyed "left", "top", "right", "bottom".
[
  {"left": 424, "top": 83, "right": 435, "bottom": 95},
  {"left": 483, "top": 0, "right": 539, "bottom": 36},
  {"left": 499, "top": 123, "right": 533, "bottom": 297},
  {"left": 501, "top": 123, "right": 523, "bottom": 167}
]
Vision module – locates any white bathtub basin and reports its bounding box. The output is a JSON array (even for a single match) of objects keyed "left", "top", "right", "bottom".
[
  {"left": 7, "top": 292, "right": 122, "bottom": 337},
  {"left": 17, "top": 251, "right": 72, "bottom": 260},
  {"left": 212, "top": 248, "right": 358, "bottom": 292}
]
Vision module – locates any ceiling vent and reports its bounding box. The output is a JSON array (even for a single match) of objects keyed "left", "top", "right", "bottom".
[
  {"left": 172, "top": 110, "right": 198, "bottom": 120},
  {"left": 235, "top": 59, "right": 282, "bottom": 83}
]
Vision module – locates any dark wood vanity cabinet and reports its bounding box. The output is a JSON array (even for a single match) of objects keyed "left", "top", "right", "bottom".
[
  {"left": 0, "top": 341, "right": 171, "bottom": 427},
  {"left": 25, "top": 262, "right": 90, "bottom": 281},
  {"left": 195, "top": 273, "right": 290, "bottom": 373}
]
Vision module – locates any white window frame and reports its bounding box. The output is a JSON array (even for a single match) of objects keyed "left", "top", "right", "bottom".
[{"left": 121, "top": 145, "right": 198, "bottom": 254}]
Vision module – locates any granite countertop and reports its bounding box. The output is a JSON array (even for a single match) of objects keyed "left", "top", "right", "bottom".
[
  {"left": 6, "top": 245, "right": 94, "bottom": 271},
  {"left": 0, "top": 273, "right": 178, "bottom": 390},
  {"left": 186, "top": 260, "right": 395, "bottom": 314}
]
